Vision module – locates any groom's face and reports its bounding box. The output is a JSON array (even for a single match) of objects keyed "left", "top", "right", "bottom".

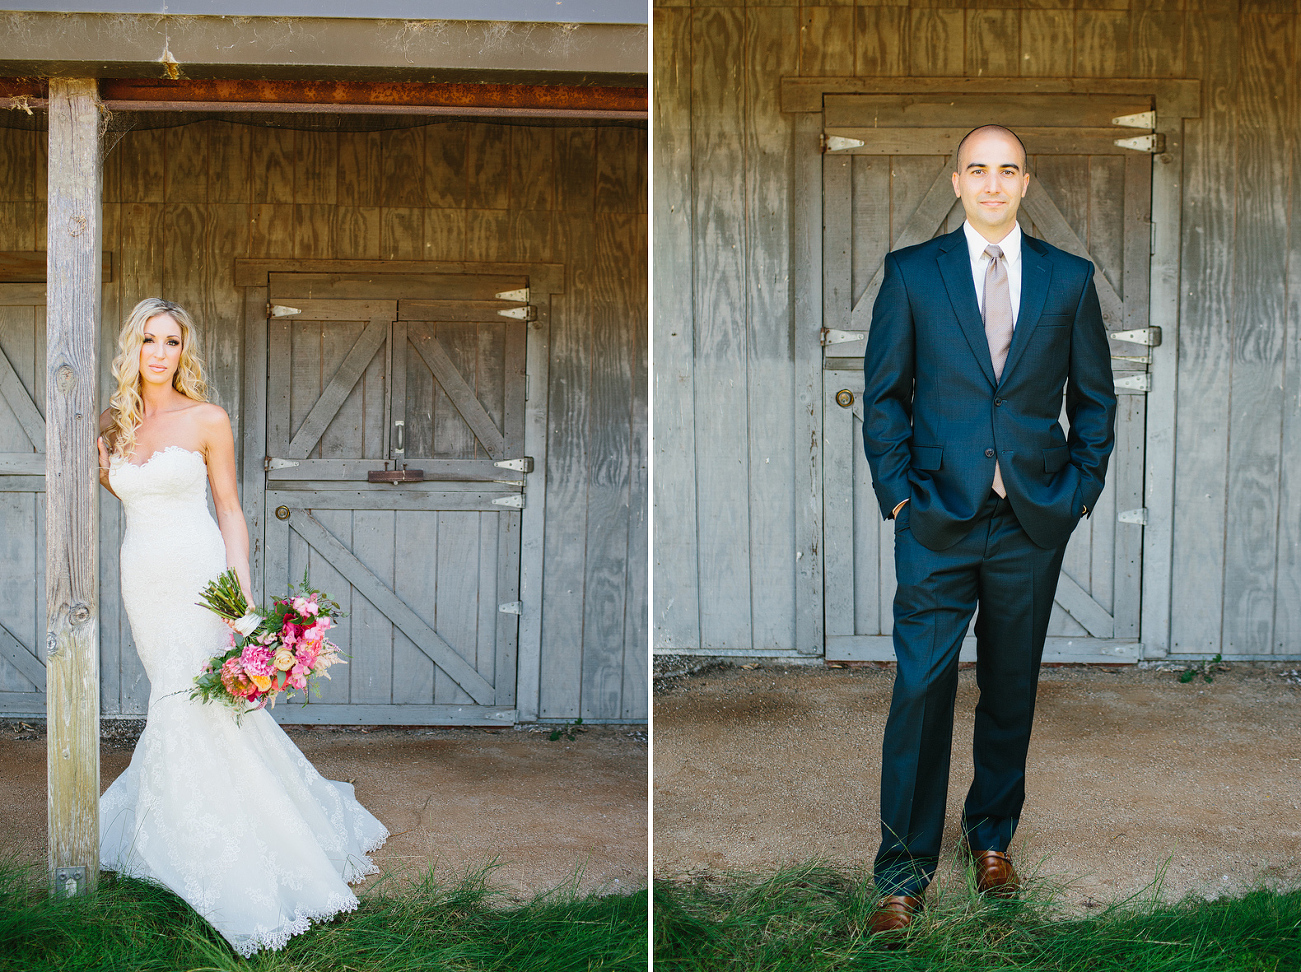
[{"left": 952, "top": 129, "right": 1030, "bottom": 241}]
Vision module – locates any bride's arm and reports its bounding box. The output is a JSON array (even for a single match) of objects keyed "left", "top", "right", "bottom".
[
  {"left": 202, "top": 404, "right": 255, "bottom": 609},
  {"left": 97, "top": 409, "right": 119, "bottom": 500}
]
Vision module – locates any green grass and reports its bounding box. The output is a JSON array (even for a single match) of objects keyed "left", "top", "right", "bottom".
[
  {"left": 654, "top": 863, "right": 1301, "bottom": 971},
  {"left": 0, "top": 860, "right": 647, "bottom": 971}
]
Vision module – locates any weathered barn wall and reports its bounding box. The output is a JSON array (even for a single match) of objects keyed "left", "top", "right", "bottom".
[
  {"left": 0, "top": 114, "right": 646, "bottom": 719},
  {"left": 654, "top": 0, "right": 1301, "bottom": 659}
]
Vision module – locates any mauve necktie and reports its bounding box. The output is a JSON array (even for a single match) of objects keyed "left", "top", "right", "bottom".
[{"left": 984, "top": 244, "right": 1013, "bottom": 498}]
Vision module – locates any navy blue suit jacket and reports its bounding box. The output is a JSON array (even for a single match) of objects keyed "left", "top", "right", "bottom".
[{"left": 862, "top": 226, "right": 1117, "bottom": 552}]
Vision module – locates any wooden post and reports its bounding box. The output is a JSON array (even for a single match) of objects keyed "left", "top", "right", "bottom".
[{"left": 46, "top": 78, "right": 103, "bottom": 896}]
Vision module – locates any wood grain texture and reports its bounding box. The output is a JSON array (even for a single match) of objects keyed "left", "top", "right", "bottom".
[
  {"left": 1076, "top": 10, "right": 1131, "bottom": 78},
  {"left": 44, "top": 78, "right": 101, "bottom": 887},
  {"left": 801, "top": 6, "right": 856, "bottom": 78},
  {"left": 746, "top": 5, "right": 799, "bottom": 652},
  {"left": 692, "top": 6, "right": 753, "bottom": 651},
  {"left": 580, "top": 214, "right": 634, "bottom": 719},
  {"left": 539, "top": 213, "right": 591, "bottom": 716},
  {"left": 1222, "top": 14, "right": 1293, "bottom": 655},
  {"left": 1018, "top": 11, "right": 1074, "bottom": 78},
  {"left": 909, "top": 9, "right": 965, "bottom": 77},
  {"left": 1171, "top": 10, "right": 1239, "bottom": 653},
  {"left": 856, "top": 6, "right": 908, "bottom": 78},
  {"left": 968, "top": 9, "right": 1020, "bottom": 79},
  {"left": 652, "top": 6, "right": 701, "bottom": 652}
]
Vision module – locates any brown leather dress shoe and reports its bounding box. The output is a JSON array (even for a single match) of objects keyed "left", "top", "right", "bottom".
[
  {"left": 867, "top": 894, "right": 923, "bottom": 935},
  {"left": 972, "top": 849, "right": 1019, "bottom": 898}
]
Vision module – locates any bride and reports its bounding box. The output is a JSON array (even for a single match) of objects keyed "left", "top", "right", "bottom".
[{"left": 96, "top": 297, "right": 388, "bottom": 956}]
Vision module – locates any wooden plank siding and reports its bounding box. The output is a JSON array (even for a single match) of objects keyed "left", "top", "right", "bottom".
[
  {"left": 0, "top": 115, "right": 646, "bottom": 720},
  {"left": 654, "top": 0, "right": 1301, "bottom": 661}
]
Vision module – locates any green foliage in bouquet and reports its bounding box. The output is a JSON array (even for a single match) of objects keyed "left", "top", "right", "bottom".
[{"left": 190, "top": 569, "right": 347, "bottom": 712}]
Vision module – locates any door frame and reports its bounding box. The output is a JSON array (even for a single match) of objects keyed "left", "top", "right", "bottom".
[
  {"left": 783, "top": 78, "right": 1200, "bottom": 660},
  {"left": 236, "top": 258, "right": 564, "bottom": 721}
]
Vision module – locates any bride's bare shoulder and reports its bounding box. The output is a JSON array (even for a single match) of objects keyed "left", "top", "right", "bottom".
[{"left": 189, "top": 401, "right": 230, "bottom": 427}]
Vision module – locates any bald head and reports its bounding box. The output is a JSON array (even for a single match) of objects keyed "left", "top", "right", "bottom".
[{"left": 955, "top": 125, "right": 1028, "bottom": 174}]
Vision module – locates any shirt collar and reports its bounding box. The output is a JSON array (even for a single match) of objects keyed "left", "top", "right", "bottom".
[{"left": 963, "top": 219, "right": 1022, "bottom": 266}]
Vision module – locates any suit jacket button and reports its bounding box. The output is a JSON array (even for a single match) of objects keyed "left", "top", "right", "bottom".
[
  {"left": 994, "top": 398, "right": 1003, "bottom": 406},
  {"left": 985, "top": 448, "right": 995, "bottom": 458}
]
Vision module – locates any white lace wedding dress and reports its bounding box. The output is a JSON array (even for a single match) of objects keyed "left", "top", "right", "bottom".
[{"left": 99, "top": 445, "right": 388, "bottom": 956}]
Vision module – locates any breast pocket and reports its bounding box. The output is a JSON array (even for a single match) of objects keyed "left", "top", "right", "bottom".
[{"left": 1036, "top": 314, "right": 1071, "bottom": 329}]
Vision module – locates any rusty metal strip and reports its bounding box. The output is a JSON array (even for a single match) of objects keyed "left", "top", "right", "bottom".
[{"left": 98, "top": 78, "right": 646, "bottom": 115}]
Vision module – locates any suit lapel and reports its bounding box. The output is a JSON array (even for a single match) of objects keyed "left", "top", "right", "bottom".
[
  {"left": 1000, "top": 234, "right": 1052, "bottom": 385},
  {"left": 937, "top": 231, "right": 998, "bottom": 388}
]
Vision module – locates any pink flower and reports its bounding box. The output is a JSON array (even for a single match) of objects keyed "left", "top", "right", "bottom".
[
  {"left": 288, "top": 670, "right": 308, "bottom": 690},
  {"left": 293, "top": 595, "right": 320, "bottom": 617},
  {"left": 295, "top": 643, "right": 319, "bottom": 668},
  {"left": 240, "top": 643, "right": 274, "bottom": 678},
  {"left": 220, "top": 658, "right": 257, "bottom": 698}
]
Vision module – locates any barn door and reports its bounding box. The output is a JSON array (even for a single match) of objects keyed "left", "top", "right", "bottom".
[
  {"left": 262, "top": 271, "right": 531, "bottom": 724},
  {"left": 0, "top": 285, "right": 47, "bottom": 714},
  {"left": 821, "top": 95, "right": 1154, "bottom": 663}
]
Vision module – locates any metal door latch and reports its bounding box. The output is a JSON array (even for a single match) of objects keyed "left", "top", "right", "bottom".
[
  {"left": 498, "top": 601, "right": 522, "bottom": 615},
  {"left": 1118, "top": 508, "right": 1148, "bottom": 525},
  {"left": 368, "top": 468, "right": 424, "bottom": 483}
]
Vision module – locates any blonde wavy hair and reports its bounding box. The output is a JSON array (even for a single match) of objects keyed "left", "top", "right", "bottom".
[{"left": 105, "top": 297, "right": 209, "bottom": 460}]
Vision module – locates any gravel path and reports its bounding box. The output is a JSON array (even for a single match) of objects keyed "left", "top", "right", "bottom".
[
  {"left": 654, "top": 661, "right": 1301, "bottom": 906},
  {"left": 2, "top": 722, "right": 647, "bottom": 898}
]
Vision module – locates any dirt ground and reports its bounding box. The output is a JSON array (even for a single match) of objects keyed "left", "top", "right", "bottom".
[
  {"left": 654, "top": 660, "right": 1301, "bottom": 906},
  {"left": 1, "top": 721, "right": 647, "bottom": 898}
]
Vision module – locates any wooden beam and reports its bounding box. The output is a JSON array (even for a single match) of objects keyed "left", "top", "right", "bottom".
[
  {"left": 97, "top": 78, "right": 647, "bottom": 117},
  {"left": 780, "top": 77, "right": 1201, "bottom": 117},
  {"left": 0, "top": 251, "right": 113, "bottom": 283},
  {"left": 45, "top": 78, "right": 102, "bottom": 896},
  {"left": 239, "top": 259, "right": 564, "bottom": 294}
]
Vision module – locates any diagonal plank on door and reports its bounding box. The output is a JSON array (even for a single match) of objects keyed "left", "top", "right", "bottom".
[
  {"left": 409, "top": 331, "right": 506, "bottom": 459},
  {"left": 288, "top": 509, "right": 495, "bottom": 704},
  {"left": 286, "top": 315, "right": 389, "bottom": 459},
  {"left": 1018, "top": 184, "right": 1125, "bottom": 327},
  {"left": 850, "top": 154, "right": 957, "bottom": 329},
  {"left": 1053, "top": 570, "right": 1114, "bottom": 638},
  {"left": 0, "top": 621, "right": 45, "bottom": 692},
  {"left": 0, "top": 345, "right": 44, "bottom": 449}
]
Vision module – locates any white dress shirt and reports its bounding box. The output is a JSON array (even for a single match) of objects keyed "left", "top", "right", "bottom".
[{"left": 963, "top": 219, "right": 1022, "bottom": 325}]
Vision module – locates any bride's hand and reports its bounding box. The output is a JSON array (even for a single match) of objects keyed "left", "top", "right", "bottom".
[{"left": 97, "top": 436, "right": 109, "bottom": 471}]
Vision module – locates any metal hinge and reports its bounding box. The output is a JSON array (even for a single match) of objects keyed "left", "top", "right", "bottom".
[
  {"left": 1112, "top": 111, "right": 1156, "bottom": 130},
  {"left": 265, "top": 457, "right": 300, "bottom": 471},
  {"left": 821, "top": 134, "right": 864, "bottom": 153},
  {"left": 495, "top": 288, "right": 529, "bottom": 302},
  {"left": 1115, "top": 373, "right": 1151, "bottom": 393},
  {"left": 492, "top": 494, "right": 525, "bottom": 509},
  {"left": 1114, "top": 133, "right": 1166, "bottom": 153},
  {"left": 498, "top": 306, "right": 537, "bottom": 321},
  {"left": 268, "top": 303, "right": 301, "bottom": 318},
  {"left": 498, "top": 601, "right": 522, "bottom": 615},
  {"left": 821, "top": 328, "right": 865, "bottom": 348},
  {"left": 1118, "top": 508, "right": 1149, "bottom": 526},
  {"left": 494, "top": 457, "right": 534, "bottom": 473},
  {"left": 1112, "top": 327, "right": 1162, "bottom": 347}
]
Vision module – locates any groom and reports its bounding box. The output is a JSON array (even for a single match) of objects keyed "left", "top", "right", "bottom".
[{"left": 860, "top": 125, "right": 1117, "bottom": 933}]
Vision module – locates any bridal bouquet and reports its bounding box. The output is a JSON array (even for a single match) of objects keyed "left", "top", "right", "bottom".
[{"left": 192, "top": 570, "right": 347, "bottom": 713}]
